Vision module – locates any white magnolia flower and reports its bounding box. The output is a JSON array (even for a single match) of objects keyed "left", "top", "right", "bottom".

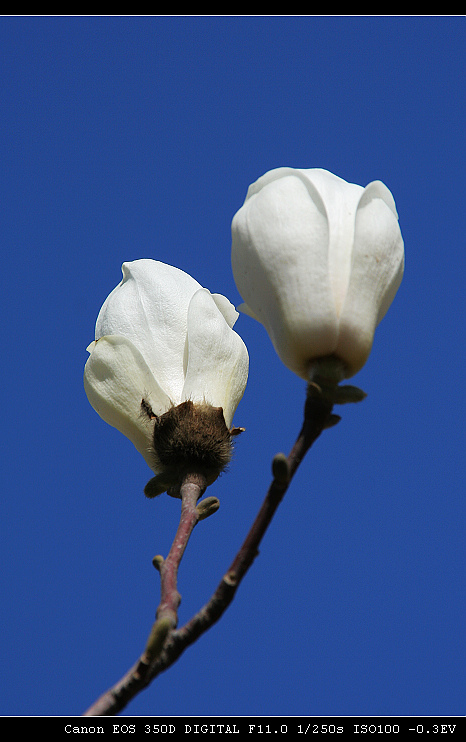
[
  {"left": 231, "top": 167, "right": 404, "bottom": 380},
  {"left": 84, "top": 260, "right": 249, "bottom": 477}
]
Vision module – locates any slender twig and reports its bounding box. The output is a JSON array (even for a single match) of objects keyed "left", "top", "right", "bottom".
[
  {"left": 83, "top": 382, "right": 335, "bottom": 716},
  {"left": 156, "top": 473, "right": 206, "bottom": 628},
  {"left": 83, "top": 472, "right": 207, "bottom": 716}
]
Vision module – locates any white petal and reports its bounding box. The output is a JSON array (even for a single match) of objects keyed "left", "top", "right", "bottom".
[
  {"left": 336, "top": 182, "right": 405, "bottom": 375},
  {"left": 182, "top": 289, "right": 249, "bottom": 428},
  {"left": 358, "top": 179, "right": 399, "bottom": 219},
  {"left": 95, "top": 260, "right": 202, "bottom": 402},
  {"left": 211, "top": 293, "right": 239, "bottom": 328},
  {"left": 84, "top": 335, "right": 172, "bottom": 471},
  {"left": 232, "top": 171, "right": 338, "bottom": 379},
  {"left": 298, "top": 169, "right": 363, "bottom": 316}
]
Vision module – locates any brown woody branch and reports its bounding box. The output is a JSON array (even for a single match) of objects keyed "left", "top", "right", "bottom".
[{"left": 83, "top": 379, "right": 337, "bottom": 716}]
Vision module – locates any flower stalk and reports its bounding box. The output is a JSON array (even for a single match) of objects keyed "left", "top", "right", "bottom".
[
  {"left": 82, "top": 366, "right": 365, "bottom": 717},
  {"left": 154, "top": 471, "right": 207, "bottom": 630}
]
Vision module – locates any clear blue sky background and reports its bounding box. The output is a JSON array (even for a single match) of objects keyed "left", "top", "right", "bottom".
[{"left": 0, "top": 16, "right": 464, "bottom": 718}]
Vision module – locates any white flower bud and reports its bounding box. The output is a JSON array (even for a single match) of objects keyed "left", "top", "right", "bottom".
[
  {"left": 231, "top": 167, "right": 404, "bottom": 379},
  {"left": 84, "top": 260, "right": 249, "bottom": 479}
]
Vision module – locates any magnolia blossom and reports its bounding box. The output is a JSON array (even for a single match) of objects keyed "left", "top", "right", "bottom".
[
  {"left": 84, "top": 260, "right": 249, "bottom": 474},
  {"left": 231, "top": 167, "right": 404, "bottom": 380}
]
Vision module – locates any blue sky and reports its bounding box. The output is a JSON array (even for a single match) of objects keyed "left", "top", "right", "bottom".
[{"left": 0, "top": 16, "right": 464, "bottom": 718}]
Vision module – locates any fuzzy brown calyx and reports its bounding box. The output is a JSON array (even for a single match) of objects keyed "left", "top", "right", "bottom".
[{"left": 143, "top": 400, "right": 237, "bottom": 498}]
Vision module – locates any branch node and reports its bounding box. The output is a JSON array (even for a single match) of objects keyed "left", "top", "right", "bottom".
[
  {"left": 323, "top": 413, "right": 341, "bottom": 429},
  {"left": 333, "top": 384, "right": 367, "bottom": 404},
  {"left": 224, "top": 571, "right": 238, "bottom": 587},
  {"left": 152, "top": 555, "right": 164, "bottom": 572},
  {"left": 196, "top": 496, "right": 220, "bottom": 520},
  {"left": 272, "top": 452, "right": 290, "bottom": 484},
  {"left": 141, "top": 616, "right": 173, "bottom": 666}
]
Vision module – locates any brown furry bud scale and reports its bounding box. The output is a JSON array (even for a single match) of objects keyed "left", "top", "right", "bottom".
[{"left": 143, "top": 400, "right": 235, "bottom": 498}]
